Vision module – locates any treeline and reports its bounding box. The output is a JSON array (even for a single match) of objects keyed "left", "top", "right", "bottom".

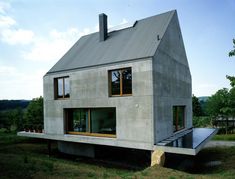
[
  {"left": 193, "top": 76, "right": 235, "bottom": 134},
  {"left": 0, "top": 97, "right": 43, "bottom": 132},
  {"left": 0, "top": 100, "right": 30, "bottom": 111}
]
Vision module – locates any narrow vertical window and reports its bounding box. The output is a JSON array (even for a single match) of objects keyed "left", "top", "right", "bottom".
[
  {"left": 64, "top": 77, "right": 70, "bottom": 98},
  {"left": 122, "top": 68, "right": 132, "bottom": 94},
  {"left": 109, "top": 67, "right": 132, "bottom": 96},
  {"left": 55, "top": 76, "right": 70, "bottom": 99},
  {"left": 173, "top": 106, "right": 185, "bottom": 132},
  {"left": 57, "top": 78, "right": 63, "bottom": 98},
  {"left": 111, "top": 70, "right": 121, "bottom": 95}
]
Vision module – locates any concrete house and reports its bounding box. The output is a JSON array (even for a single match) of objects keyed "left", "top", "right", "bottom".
[{"left": 18, "top": 10, "right": 217, "bottom": 164}]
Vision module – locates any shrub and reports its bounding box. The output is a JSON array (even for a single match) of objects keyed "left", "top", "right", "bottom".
[{"left": 193, "top": 116, "right": 212, "bottom": 127}]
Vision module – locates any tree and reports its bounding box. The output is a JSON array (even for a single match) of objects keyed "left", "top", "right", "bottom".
[
  {"left": 229, "top": 39, "right": 235, "bottom": 57},
  {"left": 8, "top": 108, "right": 24, "bottom": 131},
  {"left": 227, "top": 39, "right": 235, "bottom": 88},
  {"left": 206, "top": 88, "right": 230, "bottom": 133},
  {"left": 226, "top": 75, "right": 235, "bottom": 88},
  {"left": 192, "top": 95, "right": 202, "bottom": 116},
  {"left": 23, "top": 96, "right": 43, "bottom": 129}
]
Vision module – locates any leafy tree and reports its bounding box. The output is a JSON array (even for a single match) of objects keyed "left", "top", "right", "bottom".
[
  {"left": 226, "top": 75, "right": 235, "bottom": 88},
  {"left": 0, "top": 111, "right": 11, "bottom": 130},
  {"left": 23, "top": 96, "right": 43, "bottom": 129},
  {"left": 206, "top": 88, "right": 230, "bottom": 133},
  {"left": 8, "top": 108, "right": 24, "bottom": 131},
  {"left": 192, "top": 95, "right": 202, "bottom": 116},
  {"left": 193, "top": 116, "right": 211, "bottom": 127},
  {"left": 229, "top": 39, "right": 235, "bottom": 57},
  {"left": 227, "top": 39, "right": 235, "bottom": 88},
  {"left": 206, "top": 88, "right": 229, "bottom": 118}
]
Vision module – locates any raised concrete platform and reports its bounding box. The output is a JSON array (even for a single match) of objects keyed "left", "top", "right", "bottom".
[
  {"left": 18, "top": 128, "right": 218, "bottom": 156},
  {"left": 155, "top": 128, "right": 218, "bottom": 155},
  {"left": 17, "top": 131, "right": 152, "bottom": 150}
]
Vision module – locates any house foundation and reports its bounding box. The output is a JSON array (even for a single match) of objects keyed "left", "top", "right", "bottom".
[
  {"left": 58, "top": 141, "right": 95, "bottom": 158},
  {"left": 151, "top": 149, "right": 165, "bottom": 166}
]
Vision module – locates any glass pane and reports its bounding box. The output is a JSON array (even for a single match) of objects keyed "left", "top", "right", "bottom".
[
  {"left": 173, "top": 106, "right": 185, "bottom": 132},
  {"left": 57, "top": 78, "right": 63, "bottom": 98},
  {"left": 90, "top": 108, "right": 116, "bottom": 134},
  {"left": 178, "top": 106, "right": 185, "bottom": 130},
  {"left": 72, "top": 109, "right": 89, "bottom": 132},
  {"left": 111, "top": 70, "right": 120, "bottom": 95},
  {"left": 173, "top": 106, "right": 177, "bottom": 132},
  {"left": 122, "top": 68, "right": 132, "bottom": 94},
  {"left": 64, "top": 77, "right": 70, "bottom": 98}
]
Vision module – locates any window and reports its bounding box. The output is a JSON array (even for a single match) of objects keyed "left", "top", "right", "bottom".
[
  {"left": 55, "top": 77, "right": 70, "bottom": 99},
  {"left": 65, "top": 108, "right": 116, "bottom": 138},
  {"left": 109, "top": 67, "right": 132, "bottom": 96},
  {"left": 173, "top": 106, "right": 185, "bottom": 132}
]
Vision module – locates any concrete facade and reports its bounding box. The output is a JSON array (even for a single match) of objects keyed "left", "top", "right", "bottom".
[
  {"left": 44, "top": 59, "right": 155, "bottom": 151},
  {"left": 152, "top": 12, "right": 192, "bottom": 143},
  {"left": 37, "top": 10, "right": 192, "bottom": 156}
]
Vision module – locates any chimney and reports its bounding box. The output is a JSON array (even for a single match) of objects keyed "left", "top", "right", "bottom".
[{"left": 99, "top": 13, "right": 108, "bottom": 41}]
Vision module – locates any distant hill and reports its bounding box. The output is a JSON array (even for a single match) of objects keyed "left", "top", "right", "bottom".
[
  {"left": 0, "top": 100, "right": 30, "bottom": 111},
  {"left": 198, "top": 96, "right": 209, "bottom": 102}
]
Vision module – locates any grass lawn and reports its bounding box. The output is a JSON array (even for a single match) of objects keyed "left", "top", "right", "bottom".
[
  {"left": 0, "top": 131, "right": 235, "bottom": 179},
  {"left": 212, "top": 134, "right": 235, "bottom": 141}
]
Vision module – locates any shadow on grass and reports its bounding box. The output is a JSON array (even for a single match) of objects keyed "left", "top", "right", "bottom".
[
  {"left": 165, "top": 146, "right": 235, "bottom": 174},
  {"left": 52, "top": 145, "right": 151, "bottom": 171}
]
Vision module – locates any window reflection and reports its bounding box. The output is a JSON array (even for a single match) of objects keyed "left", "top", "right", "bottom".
[
  {"left": 71, "top": 109, "right": 89, "bottom": 132},
  {"left": 64, "top": 77, "right": 70, "bottom": 98},
  {"left": 55, "top": 77, "right": 70, "bottom": 99},
  {"left": 66, "top": 108, "right": 116, "bottom": 136},
  {"left": 109, "top": 67, "right": 132, "bottom": 96},
  {"left": 122, "top": 68, "right": 132, "bottom": 94},
  {"left": 111, "top": 71, "right": 120, "bottom": 95},
  {"left": 58, "top": 78, "right": 63, "bottom": 98},
  {"left": 91, "top": 108, "right": 116, "bottom": 134},
  {"left": 173, "top": 106, "right": 185, "bottom": 132}
]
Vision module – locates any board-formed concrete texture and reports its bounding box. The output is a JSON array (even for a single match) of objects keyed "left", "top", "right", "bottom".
[
  {"left": 152, "top": 11, "right": 192, "bottom": 143},
  {"left": 44, "top": 59, "right": 154, "bottom": 150},
  {"left": 18, "top": 10, "right": 217, "bottom": 158}
]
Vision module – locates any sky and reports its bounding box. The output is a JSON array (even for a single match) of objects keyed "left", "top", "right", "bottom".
[{"left": 0, "top": 0, "right": 235, "bottom": 100}]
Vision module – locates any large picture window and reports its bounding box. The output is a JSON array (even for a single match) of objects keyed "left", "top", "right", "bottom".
[
  {"left": 109, "top": 67, "right": 132, "bottom": 96},
  {"left": 65, "top": 108, "right": 116, "bottom": 138},
  {"left": 55, "top": 77, "right": 70, "bottom": 99},
  {"left": 173, "top": 106, "right": 185, "bottom": 132}
]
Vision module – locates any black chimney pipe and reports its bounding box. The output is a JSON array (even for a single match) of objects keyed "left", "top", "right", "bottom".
[{"left": 99, "top": 13, "right": 108, "bottom": 41}]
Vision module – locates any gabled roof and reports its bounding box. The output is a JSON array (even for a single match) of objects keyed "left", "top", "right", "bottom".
[{"left": 47, "top": 10, "right": 176, "bottom": 74}]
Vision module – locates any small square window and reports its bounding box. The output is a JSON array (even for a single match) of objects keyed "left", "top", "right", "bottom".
[
  {"left": 109, "top": 67, "right": 132, "bottom": 96},
  {"left": 54, "top": 77, "right": 70, "bottom": 99}
]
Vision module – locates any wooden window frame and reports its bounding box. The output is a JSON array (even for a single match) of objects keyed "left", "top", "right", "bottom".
[
  {"left": 173, "top": 106, "right": 185, "bottom": 132},
  {"left": 109, "top": 67, "right": 132, "bottom": 97},
  {"left": 54, "top": 76, "right": 70, "bottom": 99},
  {"left": 65, "top": 108, "right": 116, "bottom": 138}
]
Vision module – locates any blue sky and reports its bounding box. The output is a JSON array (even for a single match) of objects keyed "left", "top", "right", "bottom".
[{"left": 0, "top": 0, "right": 235, "bottom": 99}]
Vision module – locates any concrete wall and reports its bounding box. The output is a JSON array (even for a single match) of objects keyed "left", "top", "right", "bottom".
[
  {"left": 43, "top": 59, "right": 154, "bottom": 150},
  {"left": 152, "top": 12, "right": 192, "bottom": 143},
  {"left": 58, "top": 142, "right": 95, "bottom": 157}
]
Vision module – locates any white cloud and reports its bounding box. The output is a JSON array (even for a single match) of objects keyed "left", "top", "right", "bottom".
[
  {"left": 1, "top": 28, "right": 34, "bottom": 45},
  {"left": 120, "top": 18, "right": 128, "bottom": 24},
  {"left": 22, "top": 27, "right": 91, "bottom": 62},
  {"left": 0, "top": 2, "right": 34, "bottom": 46},
  {"left": 0, "top": 15, "right": 16, "bottom": 27},
  {"left": 0, "top": 65, "right": 16, "bottom": 74},
  {"left": 0, "top": 1, "right": 11, "bottom": 14},
  {"left": 0, "top": 65, "right": 44, "bottom": 99},
  {"left": 192, "top": 83, "right": 218, "bottom": 96}
]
